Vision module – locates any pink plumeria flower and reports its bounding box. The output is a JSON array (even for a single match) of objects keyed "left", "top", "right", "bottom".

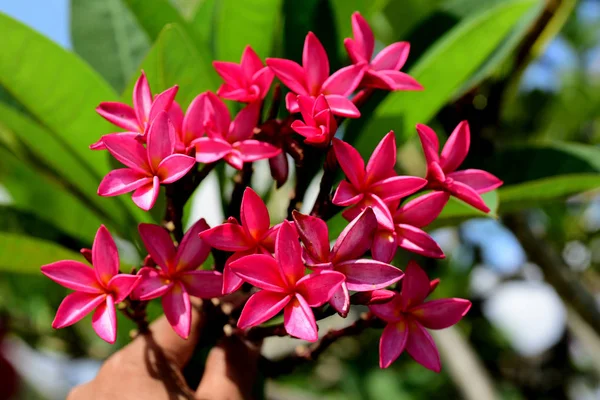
[
  {"left": 266, "top": 32, "right": 364, "bottom": 118},
  {"left": 230, "top": 221, "right": 345, "bottom": 341},
  {"left": 41, "top": 226, "right": 140, "bottom": 344},
  {"left": 92, "top": 71, "right": 183, "bottom": 149},
  {"left": 370, "top": 261, "right": 471, "bottom": 370},
  {"left": 193, "top": 93, "right": 281, "bottom": 170},
  {"left": 344, "top": 12, "right": 423, "bottom": 92},
  {"left": 177, "top": 92, "right": 212, "bottom": 153},
  {"left": 416, "top": 121, "right": 503, "bottom": 212},
  {"left": 290, "top": 95, "right": 337, "bottom": 146},
  {"left": 332, "top": 132, "right": 427, "bottom": 228},
  {"left": 98, "top": 111, "right": 196, "bottom": 210},
  {"left": 133, "top": 219, "right": 223, "bottom": 339},
  {"left": 370, "top": 192, "right": 449, "bottom": 263},
  {"left": 293, "top": 208, "right": 403, "bottom": 317},
  {"left": 213, "top": 46, "right": 274, "bottom": 103},
  {"left": 200, "top": 187, "right": 280, "bottom": 294}
]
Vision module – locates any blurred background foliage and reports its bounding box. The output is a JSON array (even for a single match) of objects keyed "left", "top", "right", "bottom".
[{"left": 0, "top": 0, "right": 599, "bottom": 399}]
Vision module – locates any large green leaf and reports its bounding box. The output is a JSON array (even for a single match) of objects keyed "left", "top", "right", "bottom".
[
  {"left": 190, "top": 0, "right": 217, "bottom": 53},
  {"left": 71, "top": 0, "right": 150, "bottom": 92},
  {"left": 0, "top": 233, "right": 81, "bottom": 274},
  {"left": 123, "top": 24, "right": 218, "bottom": 108},
  {"left": 215, "top": 0, "right": 282, "bottom": 61},
  {"left": 351, "top": 0, "right": 538, "bottom": 156},
  {"left": 430, "top": 191, "right": 499, "bottom": 228}
]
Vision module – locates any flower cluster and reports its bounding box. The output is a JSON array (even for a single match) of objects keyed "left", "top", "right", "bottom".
[{"left": 41, "top": 12, "right": 502, "bottom": 372}]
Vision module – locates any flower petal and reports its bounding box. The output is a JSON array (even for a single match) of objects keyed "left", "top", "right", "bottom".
[
  {"left": 148, "top": 85, "right": 179, "bottom": 125},
  {"left": 213, "top": 61, "right": 245, "bottom": 87},
  {"left": 400, "top": 261, "right": 432, "bottom": 310},
  {"left": 440, "top": 120, "right": 470, "bottom": 173},
  {"left": 228, "top": 101, "right": 260, "bottom": 143},
  {"left": 241, "top": 45, "right": 264, "bottom": 76},
  {"left": 156, "top": 154, "right": 196, "bottom": 184},
  {"left": 132, "top": 267, "right": 173, "bottom": 300},
  {"left": 175, "top": 218, "right": 211, "bottom": 272},
  {"left": 370, "top": 176, "right": 427, "bottom": 203},
  {"left": 103, "top": 135, "right": 150, "bottom": 173},
  {"left": 138, "top": 223, "right": 177, "bottom": 272},
  {"left": 181, "top": 92, "right": 210, "bottom": 146},
  {"left": 396, "top": 224, "right": 445, "bottom": 259},
  {"left": 107, "top": 274, "right": 141, "bottom": 303},
  {"left": 371, "top": 229, "right": 398, "bottom": 263},
  {"left": 253, "top": 67, "right": 274, "bottom": 99},
  {"left": 323, "top": 94, "right": 360, "bottom": 118},
  {"left": 223, "top": 256, "right": 245, "bottom": 294},
  {"left": 240, "top": 188, "right": 270, "bottom": 241},
  {"left": 329, "top": 283, "right": 350, "bottom": 317},
  {"left": 131, "top": 176, "right": 160, "bottom": 211},
  {"left": 284, "top": 294, "right": 318, "bottom": 342},
  {"left": 336, "top": 259, "right": 403, "bottom": 292},
  {"left": 92, "top": 225, "right": 120, "bottom": 285},
  {"left": 446, "top": 180, "right": 490, "bottom": 213},
  {"left": 349, "top": 12, "right": 374, "bottom": 62},
  {"left": 96, "top": 102, "right": 141, "bottom": 132},
  {"left": 179, "top": 270, "right": 224, "bottom": 298},
  {"left": 98, "top": 169, "right": 150, "bottom": 196},
  {"left": 162, "top": 282, "right": 192, "bottom": 339},
  {"left": 447, "top": 169, "right": 503, "bottom": 194},
  {"left": 342, "top": 195, "right": 395, "bottom": 231},
  {"left": 295, "top": 270, "right": 345, "bottom": 307},
  {"left": 235, "top": 140, "right": 281, "bottom": 162},
  {"left": 205, "top": 92, "right": 232, "bottom": 135},
  {"left": 415, "top": 124, "right": 440, "bottom": 165},
  {"left": 405, "top": 319, "right": 441, "bottom": 372},
  {"left": 146, "top": 111, "right": 176, "bottom": 170},
  {"left": 91, "top": 295, "right": 117, "bottom": 344},
  {"left": 332, "top": 138, "right": 365, "bottom": 188},
  {"left": 266, "top": 58, "right": 307, "bottom": 95},
  {"left": 332, "top": 180, "right": 363, "bottom": 206},
  {"left": 133, "top": 72, "right": 152, "bottom": 124},
  {"left": 292, "top": 211, "right": 330, "bottom": 263},
  {"left": 41, "top": 261, "right": 102, "bottom": 293},
  {"left": 90, "top": 131, "right": 140, "bottom": 151},
  {"left": 275, "top": 221, "right": 305, "bottom": 286},
  {"left": 199, "top": 223, "right": 253, "bottom": 251},
  {"left": 321, "top": 64, "right": 364, "bottom": 97},
  {"left": 229, "top": 254, "right": 288, "bottom": 292},
  {"left": 374, "top": 70, "right": 423, "bottom": 91},
  {"left": 410, "top": 298, "right": 471, "bottom": 330},
  {"left": 303, "top": 32, "right": 329, "bottom": 94},
  {"left": 369, "top": 293, "right": 403, "bottom": 322},
  {"left": 269, "top": 152, "right": 289, "bottom": 188},
  {"left": 394, "top": 191, "right": 450, "bottom": 228},
  {"left": 365, "top": 131, "right": 396, "bottom": 183},
  {"left": 194, "top": 137, "right": 233, "bottom": 163},
  {"left": 372, "top": 42, "right": 410, "bottom": 71},
  {"left": 379, "top": 319, "right": 408, "bottom": 368},
  {"left": 332, "top": 207, "right": 377, "bottom": 262},
  {"left": 237, "top": 291, "right": 291, "bottom": 329},
  {"left": 52, "top": 292, "right": 105, "bottom": 329}
]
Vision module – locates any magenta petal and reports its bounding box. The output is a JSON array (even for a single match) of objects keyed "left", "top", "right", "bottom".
[
  {"left": 162, "top": 282, "right": 192, "bottom": 339},
  {"left": 447, "top": 169, "right": 502, "bottom": 193},
  {"left": 41, "top": 261, "right": 102, "bottom": 293},
  {"left": 133, "top": 72, "right": 152, "bottom": 123},
  {"left": 329, "top": 283, "right": 350, "bottom": 317},
  {"left": 242, "top": 46, "right": 264, "bottom": 73},
  {"left": 372, "top": 42, "right": 410, "bottom": 71},
  {"left": 92, "top": 295, "right": 117, "bottom": 344},
  {"left": 168, "top": 101, "right": 184, "bottom": 134},
  {"left": 266, "top": 58, "right": 308, "bottom": 95},
  {"left": 238, "top": 291, "right": 291, "bottom": 330},
  {"left": 331, "top": 207, "right": 377, "bottom": 262},
  {"left": 365, "top": 131, "right": 396, "bottom": 183},
  {"left": 396, "top": 224, "right": 444, "bottom": 259},
  {"left": 175, "top": 218, "right": 211, "bottom": 272},
  {"left": 131, "top": 176, "right": 160, "bottom": 211},
  {"left": 284, "top": 294, "right": 318, "bottom": 342},
  {"left": 90, "top": 132, "right": 140, "bottom": 151},
  {"left": 292, "top": 211, "right": 330, "bottom": 263},
  {"left": 324, "top": 94, "right": 360, "bottom": 118},
  {"left": 180, "top": 270, "right": 223, "bottom": 298},
  {"left": 411, "top": 298, "right": 471, "bottom": 330},
  {"left": 370, "top": 176, "right": 427, "bottom": 202},
  {"left": 295, "top": 270, "right": 345, "bottom": 307},
  {"left": 222, "top": 263, "right": 244, "bottom": 294},
  {"left": 415, "top": 124, "right": 440, "bottom": 165},
  {"left": 376, "top": 70, "right": 423, "bottom": 91},
  {"left": 138, "top": 223, "right": 176, "bottom": 272},
  {"left": 349, "top": 12, "right": 374, "bottom": 62},
  {"left": 235, "top": 140, "right": 281, "bottom": 162},
  {"left": 253, "top": 68, "right": 274, "bottom": 99},
  {"left": 181, "top": 93, "right": 210, "bottom": 146},
  {"left": 52, "top": 292, "right": 105, "bottom": 329},
  {"left": 92, "top": 225, "right": 120, "bottom": 285},
  {"left": 107, "top": 274, "right": 141, "bottom": 303},
  {"left": 303, "top": 32, "right": 329, "bottom": 93},
  {"left": 240, "top": 188, "right": 271, "bottom": 240},
  {"left": 132, "top": 267, "right": 173, "bottom": 300},
  {"left": 194, "top": 137, "right": 232, "bottom": 163},
  {"left": 156, "top": 154, "right": 196, "bottom": 184},
  {"left": 337, "top": 260, "right": 403, "bottom": 292},
  {"left": 98, "top": 169, "right": 150, "bottom": 196},
  {"left": 345, "top": 195, "right": 395, "bottom": 231},
  {"left": 369, "top": 294, "right": 403, "bottom": 322},
  {"left": 103, "top": 135, "right": 151, "bottom": 173},
  {"left": 321, "top": 64, "right": 364, "bottom": 97},
  {"left": 371, "top": 229, "right": 398, "bottom": 263},
  {"left": 395, "top": 192, "right": 450, "bottom": 228},
  {"left": 269, "top": 151, "right": 289, "bottom": 188},
  {"left": 332, "top": 180, "right": 363, "bottom": 206},
  {"left": 146, "top": 111, "right": 176, "bottom": 170},
  {"left": 199, "top": 223, "right": 253, "bottom": 251},
  {"left": 379, "top": 319, "right": 408, "bottom": 368},
  {"left": 446, "top": 180, "right": 490, "bottom": 213},
  {"left": 214, "top": 61, "right": 245, "bottom": 86},
  {"left": 405, "top": 320, "right": 441, "bottom": 372},
  {"left": 275, "top": 221, "right": 305, "bottom": 285},
  {"left": 332, "top": 138, "right": 365, "bottom": 188},
  {"left": 440, "top": 120, "right": 470, "bottom": 173},
  {"left": 229, "top": 254, "right": 288, "bottom": 292},
  {"left": 148, "top": 86, "right": 179, "bottom": 124},
  {"left": 96, "top": 102, "right": 141, "bottom": 132},
  {"left": 401, "top": 261, "right": 433, "bottom": 310},
  {"left": 228, "top": 101, "right": 260, "bottom": 143}
]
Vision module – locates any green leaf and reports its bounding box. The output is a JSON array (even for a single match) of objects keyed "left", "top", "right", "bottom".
[
  {"left": 0, "top": 233, "right": 82, "bottom": 274},
  {"left": 351, "top": 0, "right": 538, "bottom": 156},
  {"left": 215, "top": 0, "right": 282, "bottom": 61},
  {"left": 431, "top": 191, "right": 498, "bottom": 228},
  {"left": 190, "top": 0, "right": 217, "bottom": 51},
  {"left": 71, "top": 0, "right": 150, "bottom": 92},
  {"left": 123, "top": 24, "right": 218, "bottom": 108}
]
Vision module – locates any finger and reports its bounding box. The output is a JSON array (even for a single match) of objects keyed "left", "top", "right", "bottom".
[{"left": 195, "top": 336, "right": 261, "bottom": 400}]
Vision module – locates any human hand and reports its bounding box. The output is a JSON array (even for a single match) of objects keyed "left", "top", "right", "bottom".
[{"left": 68, "top": 300, "right": 261, "bottom": 400}]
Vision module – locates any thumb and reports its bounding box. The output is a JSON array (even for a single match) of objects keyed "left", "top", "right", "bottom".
[{"left": 195, "top": 336, "right": 261, "bottom": 400}]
